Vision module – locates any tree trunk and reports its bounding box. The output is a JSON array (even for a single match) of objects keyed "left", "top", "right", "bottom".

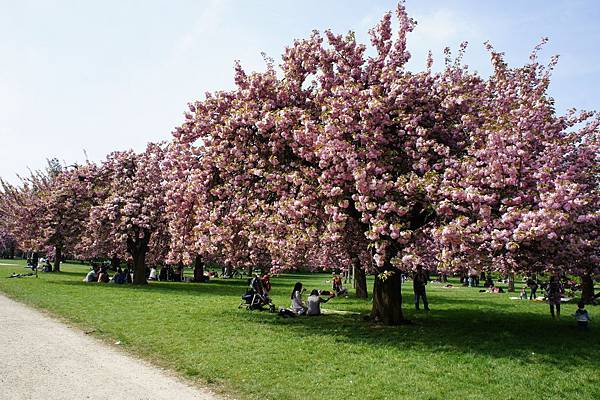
[
  {"left": 53, "top": 246, "right": 62, "bottom": 272},
  {"left": 370, "top": 270, "right": 405, "bottom": 325},
  {"left": 247, "top": 265, "right": 253, "bottom": 276},
  {"left": 132, "top": 249, "right": 147, "bottom": 284},
  {"left": 581, "top": 273, "right": 595, "bottom": 304},
  {"left": 354, "top": 261, "right": 368, "bottom": 299},
  {"left": 508, "top": 273, "right": 515, "bottom": 292},
  {"left": 193, "top": 255, "right": 204, "bottom": 282},
  {"left": 127, "top": 232, "right": 150, "bottom": 285}
]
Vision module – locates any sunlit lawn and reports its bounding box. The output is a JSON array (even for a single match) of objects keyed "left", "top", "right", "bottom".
[{"left": 0, "top": 259, "right": 598, "bottom": 400}]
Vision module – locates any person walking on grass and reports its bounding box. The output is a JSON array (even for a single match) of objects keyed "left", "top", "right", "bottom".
[
  {"left": 546, "top": 275, "right": 563, "bottom": 320},
  {"left": 413, "top": 265, "right": 430, "bottom": 311}
]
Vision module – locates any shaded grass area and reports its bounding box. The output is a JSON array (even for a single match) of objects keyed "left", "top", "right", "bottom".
[{"left": 0, "top": 259, "right": 599, "bottom": 400}]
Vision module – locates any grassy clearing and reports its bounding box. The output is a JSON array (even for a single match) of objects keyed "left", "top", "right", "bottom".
[{"left": 0, "top": 259, "right": 599, "bottom": 400}]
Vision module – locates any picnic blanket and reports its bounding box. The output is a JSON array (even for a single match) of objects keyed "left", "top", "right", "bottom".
[{"left": 509, "top": 296, "right": 572, "bottom": 302}]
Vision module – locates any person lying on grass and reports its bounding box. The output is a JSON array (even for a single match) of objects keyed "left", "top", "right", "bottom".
[
  {"left": 479, "top": 285, "right": 504, "bottom": 293},
  {"left": 307, "top": 289, "right": 334, "bottom": 316}
]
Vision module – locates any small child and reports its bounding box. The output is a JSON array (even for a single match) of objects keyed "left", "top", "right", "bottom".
[
  {"left": 519, "top": 287, "right": 527, "bottom": 300},
  {"left": 573, "top": 301, "right": 591, "bottom": 330}
]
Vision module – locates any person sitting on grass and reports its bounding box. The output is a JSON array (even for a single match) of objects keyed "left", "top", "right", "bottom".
[
  {"left": 290, "top": 282, "right": 307, "bottom": 315},
  {"left": 331, "top": 273, "right": 348, "bottom": 297},
  {"left": 307, "top": 289, "right": 333, "bottom": 316},
  {"left": 112, "top": 267, "right": 126, "bottom": 284},
  {"left": 97, "top": 266, "right": 110, "bottom": 283},
  {"left": 42, "top": 259, "right": 52, "bottom": 272},
  {"left": 573, "top": 301, "right": 591, "bottom": 330},
  {"left": 83, "top": 264, "right": 98, "bottom": 283},
  {"left": 123, "top": 267, "right": 133, "bottom": 284}
]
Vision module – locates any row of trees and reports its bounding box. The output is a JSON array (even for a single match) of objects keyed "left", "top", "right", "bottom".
[{"left": 1, "top": 3, "right": 598, "bottom": 324}]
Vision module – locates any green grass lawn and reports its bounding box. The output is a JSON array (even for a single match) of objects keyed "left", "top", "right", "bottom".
[{"left": 0, "top": 259, "right": 599, "bottom": 400}]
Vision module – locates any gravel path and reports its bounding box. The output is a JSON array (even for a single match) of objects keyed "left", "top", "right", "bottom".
[{"left": 0, "top": 294, "right": 220, "bottom": 400}]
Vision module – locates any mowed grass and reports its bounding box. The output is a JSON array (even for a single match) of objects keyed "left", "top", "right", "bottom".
[{"left": 0, "top": 259, "right": 599, "bottom": 400}]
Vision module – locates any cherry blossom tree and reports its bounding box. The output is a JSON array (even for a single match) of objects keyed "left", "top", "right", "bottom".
[
  {"left": 85, "top": 143, "right": 169, "bottom": 284},
  {"left": 0, "top": 229, "right": 17, "bottom": 258},
  {"left": 164, "top": 2, "right": 599, "bottom": 324},
  {"left": 432, "top": 42, "right": 600, "bottom": 300},
  {"left": 1, "top": 176, "right": 43, "bottom": 256},
  {"left": 0, "top": 160, "right": 98, "bottom": 271}
]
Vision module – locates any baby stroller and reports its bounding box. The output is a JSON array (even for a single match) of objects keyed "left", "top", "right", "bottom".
[{"left": 239, "top": 277, "right": 276, "bottom": 312}]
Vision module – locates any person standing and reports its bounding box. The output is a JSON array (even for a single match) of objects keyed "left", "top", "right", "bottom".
[
  {"left": 413, "top": 266, "right": 430, "bottom": 311},
  {"left": 546, "top": 275, "right": 563, "bottom": 319},
  {"left": 528, "top": 276, "right": 539, "bottom": 300}
]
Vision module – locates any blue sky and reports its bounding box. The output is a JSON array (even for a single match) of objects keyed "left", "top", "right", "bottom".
[{"left": 1, "top": 0, "right": 599, "bottom": 183}]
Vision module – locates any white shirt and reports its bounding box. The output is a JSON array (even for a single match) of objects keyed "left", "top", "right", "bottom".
[
  {"left": 290, "top": 291, "right": 306, "bottom": 313},
  {"left": 84, "top": 270, "right": 97, "bottom": 282},
  {"left": 307, "top": 294, "right": 324, "bottom": 316}
]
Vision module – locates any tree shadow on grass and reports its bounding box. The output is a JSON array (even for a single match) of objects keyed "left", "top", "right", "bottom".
[
  {"left": 43, "top": 277, "right": 600, "bottom": 367},
  {"left": 243, "top": 302, "right": 599, "bottom": 367}
]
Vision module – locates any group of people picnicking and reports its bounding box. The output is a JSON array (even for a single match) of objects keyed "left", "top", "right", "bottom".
[
  {"left": 83, "top": 263, "right": 132, "bottom": 284},
  {"left": 82, "top": 263, "right": 211, "bottom": 284},
  {"left": 24, "top": 253, "right": 53, "bottom": 272},
  {"left": 280, "top": 281, "right": 334, "bottom": 317},
  {"left": 276, "top": 273, "right": 350, "bottom": 317},
  {"left": 80, "top": 260, "right": 592, "bottom": 329}
]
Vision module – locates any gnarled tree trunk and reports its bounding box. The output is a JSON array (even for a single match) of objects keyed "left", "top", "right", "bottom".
[
  {"left": 128, "top": 232, "right": 150, "bottom": 285},
  {"left": 371, "top": 270, "right": 405, "bottom": 325},
  {"left": 581, "top": 272, "right": 595, "bottom": 304},
  {"left": 53, "top": 246, "right": 62, "bottom": 272}
]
